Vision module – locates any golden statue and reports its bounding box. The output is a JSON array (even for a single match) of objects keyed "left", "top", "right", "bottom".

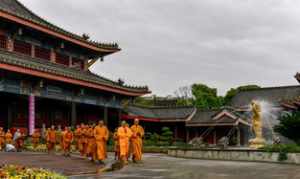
[{"left": 249, "top": 100, "right": 266, "bottom": 149}]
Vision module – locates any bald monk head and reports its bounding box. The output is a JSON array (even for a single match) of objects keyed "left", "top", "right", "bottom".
[
  {"left": 121, "top": 121, "right": 127, "bottom": 127},
  {"left": 98, "top": 120, "right": 104, "bottom": 127},
  {"left": 51, "top": 125, "right": 55, "bottom": 130},
  {"left": 134, "top": 118, "right": 139, "bottom": 125}
]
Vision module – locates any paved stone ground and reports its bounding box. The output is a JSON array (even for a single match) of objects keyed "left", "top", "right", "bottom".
[
  {"left": 72, "top": 154, "right": 300, "bottom": 179},
  {"left": 0, "top": 152, "right": 103, "bottom": 176},
  {"left": 1, "top": 152, "right": 300, "bottom": 179}
]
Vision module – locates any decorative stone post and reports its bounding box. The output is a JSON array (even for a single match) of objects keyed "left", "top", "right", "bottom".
[{"left": 29, "top": 94, "right": 35, "bottom": 135}]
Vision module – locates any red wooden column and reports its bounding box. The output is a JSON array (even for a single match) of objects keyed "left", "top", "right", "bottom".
[{"left": 28, "top": 94, "right": 35, "bottom": 135}]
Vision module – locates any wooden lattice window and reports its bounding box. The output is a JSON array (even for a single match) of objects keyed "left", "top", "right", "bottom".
[
  {"left": 0, "top": 35, "right": 7, "bottom": 49},
  {"left": 56, "top": 53, "right": 69, "bottom": 66},
  {"left": 35, "top": 46, "right": 51, "bottom": 61},
  {"left": 72, "top": 58, "right": 84, "bottom": 70},
  {"left": 14, "top": 40, "right": 31, "bottom": 55}
]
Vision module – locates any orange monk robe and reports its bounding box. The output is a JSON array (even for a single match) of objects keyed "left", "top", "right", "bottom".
[
  {"left": 78, "top": 127, "right": 88, "bottom": 156},
  {"left": 113, "top": 131, "right": 120, "bottom": 160},
  {"left": 94, "top": 125, "right": 109, "bottom": 161},
  {"left": 31, "top": 131, "right": 41, "bottom": 149},
  {"left": 74, "top": 128, "right": 81, "bottom": 150},
  {"left": 0, "top": 129, "right": 5, "bottom": 150},
  {"left": 86, "top": 127, "right": 96, "bottom": 160},
  {"left": 117, "top": 126, "right": 132, "bottom": 162},
  {"left": 62, "top": 130, "right": 73, "bottom": 155},
  {"left": 5, "top": 131, "right": 13, "bottom": 145},
  {"left": 56, "top": 130, "right": 63, "bottom": 151},
  {"left": 130, "top": 124, "right": 144, "bottom": 161},
  {"left": 46, "top": 129, "right": 56, "bottom": 152}
]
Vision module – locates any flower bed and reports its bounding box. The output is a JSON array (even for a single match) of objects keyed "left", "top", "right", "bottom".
[{"left": 0, "top": 165, "right": 67, "bottom": 179}]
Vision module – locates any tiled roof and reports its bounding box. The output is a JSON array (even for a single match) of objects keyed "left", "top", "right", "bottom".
[
  {"left": 0, "top": 0, "right": 119, "bottom": 51},
  {"left": 0, "top": 49, "right": 149, "bottom": 94},
  {"left": 186, "top": 107, "right": 249, "bottom": 126},
  {"left": 125, "top": 105, "right": 196, "bottom": 121},
  {"left": 229, "top": 85, "right": 300, "bottom": 107}
]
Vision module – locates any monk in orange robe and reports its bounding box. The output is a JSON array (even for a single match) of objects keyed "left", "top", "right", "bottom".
[
  {"left": 62, "top": 127, "right": 73, "bottom": 156},
  {"left": 0, "top": 127, "right": 5, "bottom": 151},
  {"left": 5, "top": 129, "right": 13, "bottom": 145},
  {"left": 56, "top": 125, "right": 63, "bottom": 151},
  {"left": 78, "top": 124, "right": 86, "bottom": 156},
  {"left": 14, "top": 129, "right": 25, "bottom": 152},
  {"left": 74, "top": 125, "right": 81, "bottom": 150},
  {"left": 31, "top": 129, "right": 41, "bottom": 149},
  {"left": 94, "top": 120, "right": 109, "bottom": 163},
  {"left": 130, "top": 118, "right": 145, "bottom": 162},
  {"left": 86, "top": 125, "right": 96, "bottom": 161},
  {"left": 117, "top": 121, "right": 132, "bottom": 164},
  {"left": 46, "top": 125, "right": 56, "bottom": 154},
  {"left": 113, "top": 129, "right": 120, "bottom": 160}
]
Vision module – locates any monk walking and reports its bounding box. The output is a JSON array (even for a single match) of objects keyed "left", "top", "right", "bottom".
[
  {"left": 86, "top": 124, "right": 96, "bottom": 161},
  {"left": 0, "top": 128, "right": 5, "bottom": 151},
  {"left": 117, "top": 121, "right": 132, "bottom": 164},
  {"left": 13, "top": 129, "right": 25, "bottom": 152},
  {"left": 31, "top": 129, "right": 41, "bottom": 149},
  {"left": 113, "top": 128, "right": 120, "bottom": 160},
  {"left": 130, "top": 118, "right": 144, "bottom": 162},
  {"left": 94, "top": 120, "right": 109, "bottom": 164},
  {"left": 74, "top": 125, "right": 81, "bottom": 150},
  {"left": 62, "top": 127, "right": 73, "bottom": 157},
  {"left": 5, "top": 129, "right": 13, "bottom": 145},
  {"left": 46, "top": 125, "right": 56, "bottom": 154},
  {"left": 78, "top": 124, "right": 86, "bottom": 156}
]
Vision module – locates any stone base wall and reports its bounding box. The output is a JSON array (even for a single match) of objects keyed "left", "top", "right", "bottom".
[{"left": 167, "top": 149, "right": 300, "bottom": 164}]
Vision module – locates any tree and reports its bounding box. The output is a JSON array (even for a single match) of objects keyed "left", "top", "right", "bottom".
[
  {"left": 224, "top": 85, "right": 260, "bottom": 105},
  {"left": 274, "top": 112, "right": 300, "bottom": 144},
  {"left": 133, "top": 96, "right": 155, "bottom": 106},
  {"left": 191, "top": 83, "right": 223, "bottom": 109}
]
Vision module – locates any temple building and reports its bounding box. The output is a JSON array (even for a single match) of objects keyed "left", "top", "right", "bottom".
[
  {"left": 0, "top": 0, "right": 150, "bottom": 134},
  {"left": 124, "top": 83, "right": 300, "bottom": 146}
]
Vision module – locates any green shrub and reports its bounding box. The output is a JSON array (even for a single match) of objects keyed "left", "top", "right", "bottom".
[
  {"left": 160, "top": 127, "right": 173, "bottom": 145},
  {"left": 274, "top": 112, "right": 300, "bottom": 144},
  {"left": 278, "top": 151, "right": 288, "bottom": 161},
  {"left": 262, "top": 144, "right": 300, "bottom": 153}
]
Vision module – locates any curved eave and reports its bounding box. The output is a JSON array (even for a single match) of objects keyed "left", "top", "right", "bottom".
[
  {"left": 0, "top": 10, "right": 120, "bottom": 54},
  {"left": 0, "top": 63, "right": 150, "bottom": 97}
]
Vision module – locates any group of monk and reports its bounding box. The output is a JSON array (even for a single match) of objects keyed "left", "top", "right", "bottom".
[
  {"left": 0, "top": 118, "right": 144, "bottom": 165},
  {"left": 0, "top": 127, "right": 25, "bottom": 151},
  {"left": 41, "top": 118, "right": 144, "bottom": 164}
]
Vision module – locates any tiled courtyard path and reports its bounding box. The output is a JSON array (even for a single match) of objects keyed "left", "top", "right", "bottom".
[
  {"left": 73, "top": 154, "right": 300, "bottom": 179},
  {"left": 0, "top": 152, "right": 103, "bottom": 176},
  {"left": 1, "top": 152, "right": 300, "bottom": 179}
]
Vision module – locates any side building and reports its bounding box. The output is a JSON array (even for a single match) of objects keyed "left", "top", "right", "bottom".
[
  {"left": 124, "top": 83, "right": 300, "bottom": 146},
  {"left": 0, "top": 0, "right": 150, "bottom": 134}
]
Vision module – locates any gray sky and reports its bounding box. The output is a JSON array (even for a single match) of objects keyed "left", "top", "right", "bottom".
[{"left": 19, "top": 0, "right": 300, "bottom": 96}]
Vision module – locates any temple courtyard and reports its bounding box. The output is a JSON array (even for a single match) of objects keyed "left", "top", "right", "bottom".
[{"left": 1, "top": 152, "right": 299, "bottom": 179}]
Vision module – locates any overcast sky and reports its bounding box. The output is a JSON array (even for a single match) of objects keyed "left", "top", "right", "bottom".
[{"left": 19, "top": 0, "right": 300, "bottom": 96}]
